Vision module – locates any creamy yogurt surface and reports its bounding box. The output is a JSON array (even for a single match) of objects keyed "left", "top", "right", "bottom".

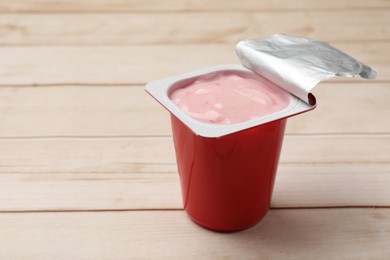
[{"left": 169, "top": 72, "right": 291, "bottom": 124}]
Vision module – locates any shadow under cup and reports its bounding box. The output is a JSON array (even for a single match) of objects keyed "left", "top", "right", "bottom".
[{"left": 171, "top": 115, "right": 287, "bottom": 232}]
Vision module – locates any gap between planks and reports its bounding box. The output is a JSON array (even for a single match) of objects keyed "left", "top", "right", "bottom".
[
  {"left": 1, "top": 8, "right": 389, "bottom": 14},
  {"left": 1, "top": 79, "right": 390, "bottom": 87},
  {"left": 0, "top": 133, "right": 388, "bottom": 141},
  {"left": 0, "top": 205, "right": 390, "bottom": 214}
]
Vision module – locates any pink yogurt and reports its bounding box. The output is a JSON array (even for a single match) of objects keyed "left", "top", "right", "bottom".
[{"left": 169, "top": 72, "right": 291, "bottom": 124}]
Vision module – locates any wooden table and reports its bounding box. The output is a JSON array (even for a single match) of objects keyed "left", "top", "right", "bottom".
[{"left": 0, "top": 0, "right": 389, "bottom": 259}]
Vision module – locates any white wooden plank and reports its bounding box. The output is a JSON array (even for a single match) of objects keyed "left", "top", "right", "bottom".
[
  {"left": 0, "top": 86, "right": 170, "bottom": 137},
  {"left": 0, "top": 45, "right": 235, "bottom": 85},
  {"left": 0, "top": 0, "right": 388, "bottom": 12},
  {"left": 272, "top": 163, "right": 390, "bottom": 208},
  {"left": 0, "top": 11, "right": 388, "bottom": 45},
  {"left": 0, "top": 209, "right": 389, "bottom": 259},
  {"left": 0, "top": 173, "right": 182, "bottom": 211},
  {"left": 0, "top": 43, "right": 386, "bottom": 85}
]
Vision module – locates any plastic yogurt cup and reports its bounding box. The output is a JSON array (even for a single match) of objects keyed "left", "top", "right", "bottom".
[
  {"left": 145, "top": 34, "right": 377, "bottom": 232},
  {"left": 147, "top": 65, "right": 314, "bottom": 231}
]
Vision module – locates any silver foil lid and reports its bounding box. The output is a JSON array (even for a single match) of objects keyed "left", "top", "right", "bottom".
[{"left": 236, "top": 34, "right": 378, "bottom": 105}]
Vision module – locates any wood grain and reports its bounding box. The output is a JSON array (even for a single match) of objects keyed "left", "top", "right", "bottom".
[
  {"left": 0, "top": 0, "right": 389, "bottom": 257},
  {"left": 0, "top": 43, "right": 386, "bottom": 85},
  {"left": 0, "top": 11, "right": 388, "bottom": 45},
  {"left": 0, "top": 135, "right": 388, "bottom": 173},
  {"left": 0, "top": 83, "right": 388, "bottom": 137},
  {"left": 0, "top": 163, "right": 389, "bottom": 211},
  {"left": 0, "top": 209, "right": 389, "bottom": 259},
  {"left": 0, "top": 0, "right": 388, "bottom": 12},
  {"left": 0, "top": 135, "right": 388, "bottom": 210}
]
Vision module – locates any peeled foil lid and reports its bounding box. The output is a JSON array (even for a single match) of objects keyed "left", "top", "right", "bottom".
[{"left": 236, "top": 34, "right": 378, "bottom": 105}]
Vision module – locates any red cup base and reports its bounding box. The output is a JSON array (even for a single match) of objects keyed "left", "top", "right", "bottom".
[
  {"left": 171, "top": 115, "right": 286, "bottom": 232},
  {"left": 187, "top": 209, "right": 269, "bottom": 232}
]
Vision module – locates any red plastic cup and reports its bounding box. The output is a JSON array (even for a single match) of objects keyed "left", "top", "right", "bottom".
[{"left": 171, "top": 114, "right": 286, "bottom": 232}]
